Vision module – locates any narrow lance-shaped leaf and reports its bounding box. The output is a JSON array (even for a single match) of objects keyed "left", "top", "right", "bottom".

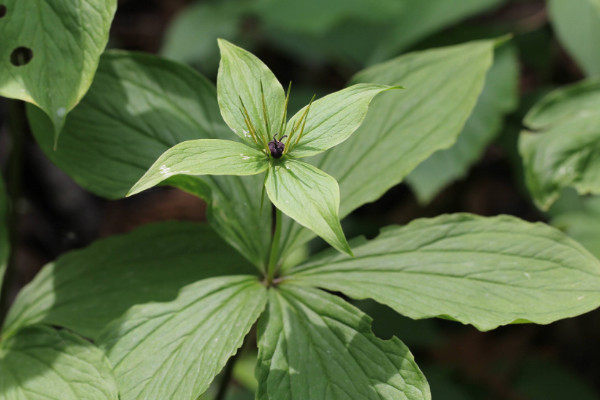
[
  {"left": 0, "top": 326, "right": 119, "bottom": 399},
  {"left": 2, "top": 221, "right": 257, "bottom": 340},
  {"left": 217, "top": 39, "right": 285, "bottom": 146},
  {"left": 266, "top": 159, "right": 352, "bottom": 256},
  {"left": 27, "top": 51, "right": 272, "bottom": 270},
  {"left": 289, "top": 213, "right": 600, "bottom": 331},
  {"left": 278, "top": 39, "right": 496, "bottom": 260},
  {"left": 0, "top": 0, "right": 117, "bottom": 141},
  {"left": 0, "top": 177, "right": 8, "bottom": 291},
  {"left": 97, "top": 276, "right": 267, "bottom": 400},
  {"left": 256, "top": 284, "right": 431, "bottom": 400},
  {"left": 128, "top": 139, "right": 268, "bottom": 196},
  {"left": 519, "top": 79, "right": 600, "bottom": 210},
  {"left": 286, "top": 84, "right": 398, "bottom": 158}
]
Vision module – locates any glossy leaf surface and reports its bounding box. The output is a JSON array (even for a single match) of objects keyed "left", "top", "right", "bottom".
[
  {"left": 98, "top": 276, "right": 266, "bottom": 400},
  {"left": 290, "top": 213, "right": 600, "bottom": 331},
  {"left": 0, "top": 0, "right": 116, "bottom": 139},
  {"left": 256, "top": 285, "right": 430, "bottom": 400}
]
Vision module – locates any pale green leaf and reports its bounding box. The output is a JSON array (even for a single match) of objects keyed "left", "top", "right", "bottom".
[
  {"left": 0, "top": 177, "right": 8, "bottom": 291},
  {"left": 279, "top": 40, "right": 495, "bottom": 260},
  {"left": 98, "top": 276, "right": 266, "bottom": 400},
  {"left": 27, "top": 51, "right": 271, "bottom": 269},
  {"left": 256, "top": 284, "right": 430, "bottom": 400},
  {"left": 407, "top": 44, "right": 518, "bottom": 203},
  {"left": 2, "top": 221, "right": 257, "bottom": 340},
  {"left": 287, "top": 84, "right": 396, "bottom": 158},
  {"left": 217, "top": 39, "right": 285, "bottom": 146},
  {"left": 266, "top": 159, "right": 351, "bottom": 255},
  {"left": 0, "top": 325, "right": 118, "bottom": 399},
  {"left": 128, "top": 139, "right": 268, "bottom": 196},
  {"left": 551, "top": 195, "right": 600, "bottom": 259},
  {"left": 548, "top": 0, "right": 600, "bottom": 77},
  {"left": 289, "top": 213, "right": 600, "bottom": 331},
  {"left": 0, "top": 0, "right": 116, "bottom": 140},
  {"left": 519, "top": 80, "right": 600, "bottom": 210}
]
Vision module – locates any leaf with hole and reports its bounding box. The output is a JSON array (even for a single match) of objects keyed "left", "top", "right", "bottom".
[
  {"left": 0, "top": 0, "right": 116, "bottom": 142},
  {"left": 290, "top": 213, "right": 600, "bottom": 331},
  {"left": 256, "top": 284, "right": 431, "bottom": 400}
]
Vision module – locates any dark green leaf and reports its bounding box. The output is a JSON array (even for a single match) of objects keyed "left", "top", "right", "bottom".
[
  {"left": 290, "top": 213, "right": 600, "bottom": 331},
  {"left": 98, "top": 276, "right": 266, "bottom": 400},
  {"left": 256, "top": 284, "right": 431, "bottom": 400},
  {"left": 0, "top": 326, "right": 118, "bottom": 399},
  {"left": 2, "top": 221, "right": 257, "bottom": 340},
  {"left": 0, "top": 0, "right": 116, "bottom": 140},
  {"left": 520, "top": 80, "right": 600, "bottom": 209}
]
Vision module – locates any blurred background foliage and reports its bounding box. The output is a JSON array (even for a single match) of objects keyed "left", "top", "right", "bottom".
[{"left": 1, "top": 0, "right": 600, "bottom": 398}]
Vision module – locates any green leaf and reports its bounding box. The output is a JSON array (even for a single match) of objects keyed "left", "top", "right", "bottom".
[
  {"left": 519, "top": 80, "right": 600, "bottom": 210},
  {"left": 287, "top": 84, "right": 397, "bottom": 158},
  {"left": 27, "top": 51, "right": 271, "bottom": 270},
  {"left": 0, "top": 0, "right": 116, "bottom": 141},
  {"left": 2, "top": 221, "right": 257, "bottom": 340},
  {"left": 406, "top": 44, "right": 518, "bottom": 203},
  {"left": 266, "top": 159, "right": 351, "bottom": 255},
  {"left": 256, "top": 284, "right": 431, "bottom": 400},
  {"left": 551, "top": 195, "right": 600, "bottom": 259},
  {"left": 0, "top": 325, "right": 118, "bottom": 399},
  {"left": 548, "top": 0, "right": 600, "bottom": 77},
  {"left": 289, "top": 213, "right": 600, "bottom": 331},
  {"left": 128, "top": 139, "right": 268, "bottom": 196},
  {"left": 98, "top": 276, "right": 266, "bottom": 400},
  {"left": 217, "top": 39, "right": 285, "bottom": 146},
  {"left": 0, "top": 177, "right": 8, "bottom": 291},
  {"left": 279, "top": 40, "right": 496, "bottom": 259}
]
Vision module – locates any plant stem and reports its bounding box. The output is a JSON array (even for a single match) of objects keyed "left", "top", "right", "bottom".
[
  {"left": 214, "top": 350, "right": 241, "bottom": 400},
  {"left": 266, "top": 206, "right": 281, "bottom": 285},
  {"left": 0, "top": 100, "right": 25, "bottom": 327}
]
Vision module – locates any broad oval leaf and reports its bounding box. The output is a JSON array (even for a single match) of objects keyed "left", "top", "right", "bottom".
[
  {"left": 279, "top": 40, "right": 496, "bottom": 260},
  {"left": 519, "top": 80, "right": 600, "bottom": 210},
  {"left": 0, "top": 325, "right": 118, "bottom": 399},
  {"left": 266, "top": 159, "right": 351, "bottom": 256},
  {"left": 2, "top": 221, "right": 257, "bottom": 340},
  {"left": 217, "top": 39, "right": 285, "bottom": 146},
  {"left": 128, "top": 139, "right": 268, "bottom": 196},
  {"left": 256, "top": 284, "right": 431, "bottom": 400},
  {"left": 287, "top": 84, "right": 397, "bottom": 158},
  {"left": 27, "top": 50, "right": 271, "bottom": 270},
  {"left": 0, "top": 0, "right": 116, "bottom": 140},
  {"left": 289, "top": 213, "right": 600, "bottom": 331},
  {"left": 406, "top": 43, "right": 518, "bottom": 203},
  {"left": 0, "top": 177, "right": 8, "bottom": 291},
  {"left": 548, "top": 0, "right": 600, "bottom": 77},
  {"left": 97, "top": 275, "right": 266, "bottom": 400}
]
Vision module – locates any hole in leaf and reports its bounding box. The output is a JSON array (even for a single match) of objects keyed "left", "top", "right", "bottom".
[
  {"left": 0, "top": 5, "right": 6, "bottom": 18},
  {"left": 10, "top": 47, "right": 33, "bottom": 66}
]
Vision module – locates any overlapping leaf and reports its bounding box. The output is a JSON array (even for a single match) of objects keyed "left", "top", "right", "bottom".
[
  {"left": 2, "top": 221, "right": 256, "bottom": 340},
  {"left": 256, "top": 284, "right": 430, "bottom": 400},
  {"left": 0, "top": 0, "right": 116, "bottom": 140},
  {"left": 289, "top": 213, "right": 600, "bottom": 331},
  {"left": 520, "top": 80, "right": 600, "bottom": 209},
  {"left": 27, "top": 51, "right": 272, "bottom": 268},
  {"left": 278, "top": 39, "right": 496, "bottom": 260},
  {"left": 548, "top": 0, "right": 600, "bottom": 77},
  {"left": 98, "top": 276, "right": 266, "bottom": 400},
  {"left": 0, "top": 326, "right": 118, "bottom": 399}
]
